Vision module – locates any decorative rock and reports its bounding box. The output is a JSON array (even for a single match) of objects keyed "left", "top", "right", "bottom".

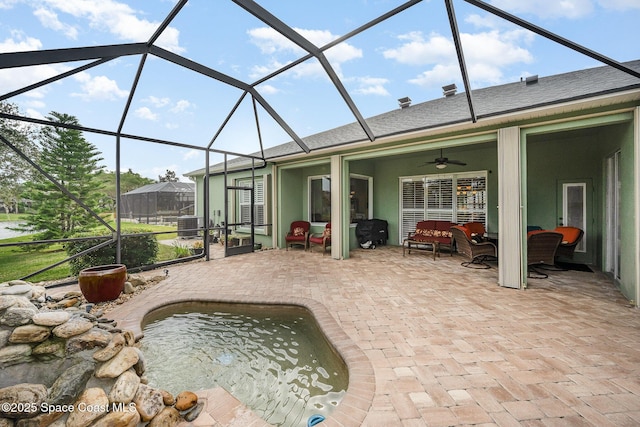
[
  {"left": 159, "top": 389, "right": 175, "bottom": 406},
  {"left": 1, "top": 306, "right": 38, "bottom": 327},
  {"left": 132, "top": 384, "right": 164, "bottom": 422},
  {"left": 9, "top": 324, "right": 51, "bottom": 344},
  {"left": 64, "top": 291, "right": 83, "bottom": 299},
  {"left": 95, "top": 347, "right": 139, "bottom": 378},
  {"left": 122, "top": 330, "right": 136, "bottom": 346},
  {"left": 66, "top": 387, "right": 109, "bottom": 427},
  {"left": 93, "top": 333, "right": 125, "bottom": 362},
  {"left": 47, "top": 361, "right": 95, "bottom": 406},
  {"left": 132, "top": 347, "right": 145, "bottom": 376},
  {"left": 66, "top": 328, "right": 112, "bottom": 354},
  {"left": 0, "top": 344, "right": 32, "bottom": 367},
  {"left": 7, "top": 280, "right": 31, "bottom": 286},
  {"left": 14, "top": 409, "right": 64, "bottom": 426},
  {"left": 32, "top": 339, "right": 66, "bottom": 358},
  {"left": 174, "top": 391, "right": 198, "bottom": 411},
  {"left": 0, "top": 295, "right": 17, "bottom": 310},
  {"left": 0, "top": 330, "right": 10, "bottom": 347},
  {"left": 53, "top": 297, "right": 80, "bottom": 309},
  {"left": 90, "top": 407, "right": 140, "bottom": 427},
  {"left": 52, "top": 317, "right": 94, "bottom": 339},
  {"left": 30, "top": 285, "right": 47, "bottom": 301},
  {"left": 108, "top": 370, "right": 140, "bottom": 404},
  {"left": 182, "top": 401, "right": 204, "bottom": 422},
  {"left": 0, "top": 284, "right": 32, "bottom": 298},
  {"left": 127, "top": 275, "right": 146, "bottom": 287},
  {"left": 147, "top": 406, "right": 181, "bottom": 426},
  {"left": 0, "top": 383, "right": 47, "bottom": 419},
  {"left": 123, "top": 282, "right": 135, "bottom": 294},
  {"left": 32, "top": 311, "right": 71, "bottom": 326}
]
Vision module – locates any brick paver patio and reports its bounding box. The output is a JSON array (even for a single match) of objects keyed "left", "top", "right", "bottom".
[{"left": 106, "top": 246, "right": 640, "bottom": 426}]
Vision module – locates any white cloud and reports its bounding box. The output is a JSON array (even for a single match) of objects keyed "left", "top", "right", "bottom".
[
  {"left": 33, "top": 7, "right": 78, "bottom": 39},
  {"left": 383, "top": 29, "right": 533, "bottom": 88},
  {"left": 258, "top": 84, "right": 279, "bottom": 95},
  {"left": 247, "top": 26, "right": 362, "bottom": 79},
  {"left": 351, "top": 77, "right": 390, "bottom": 96},
  {"left": 36, "top": 0, "right": 184, "bottom": 52},
  {"left": 0, "top": 33, "right": 66, "bottom": 96},
  {"left": 183, "top": 149, "right": 201, "bottom": 160},
  {"left": 71, "top": 72, "right": 128, "bottom": 100},
  {"left": 134, "top": 107, "right": 157, "bottom": 121},
  {"left": 145, "top": 96, "right": 171, "bottom": 108},
  {"left": 25, "top": 108, "right": 46, "bottom": 120},
  {"left": 170, "top": 99, "right": 191, "bottom": 113}
]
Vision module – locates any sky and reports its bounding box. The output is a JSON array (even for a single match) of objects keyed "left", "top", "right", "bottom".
[{"left": 1, "top": 0, "right": 639, "bottom": 182}]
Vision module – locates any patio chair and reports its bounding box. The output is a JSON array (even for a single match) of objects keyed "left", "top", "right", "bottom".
[
  {"left": 553, "top": 226, "right": 584, "bottom": 260},
  {"left": 285, "top": 220, "right": 310, "bottom": 251},
  {"left": 463, "top": 222, "right": 486, "bottom": 242},
  {"left": 450, "top": 226, "right": 497, "bottom": 269},
  {"left": 527, "top": 231, "right": 563, "bottom": 278},
  {"left": 309, "top": 223, "right": 331, "bottom": 255}
]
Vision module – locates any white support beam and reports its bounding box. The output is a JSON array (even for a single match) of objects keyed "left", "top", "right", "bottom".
[
  {"left": 330, "top": 155, "right": 343, "bottom": 259},
  {"left": 497, "top": 127, "right": 523, "bottom": 288}
]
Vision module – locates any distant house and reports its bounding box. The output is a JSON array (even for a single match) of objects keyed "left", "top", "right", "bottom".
[
  {"left": 186, "top": 60, "right": 640, "bottom": 304},
  {"left": 120, "top": 181, "right": 195, "bottom": 224}
]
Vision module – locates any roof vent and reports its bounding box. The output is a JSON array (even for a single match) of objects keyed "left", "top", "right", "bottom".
[
  {"left": 525, "top": 75, "right": 539, "bottom": 85},
  {"left": 398, "top": 96, "right": 412, "bottom": 109},
  {"left": 442, "top": 83, "right": 457, "bottom": 97}
]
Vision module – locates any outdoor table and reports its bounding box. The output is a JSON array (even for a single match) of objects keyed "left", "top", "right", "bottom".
[{"left": 403, "top": 239, "right": 440, "bottom": 260}]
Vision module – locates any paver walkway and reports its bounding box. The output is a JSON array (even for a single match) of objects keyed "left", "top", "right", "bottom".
[{"left": 107, "top": 246, "right": 640, "bottom": 426}]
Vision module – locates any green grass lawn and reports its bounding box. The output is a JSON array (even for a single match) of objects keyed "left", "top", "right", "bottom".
[
  {"left": 0, "top": 213, "right": 28, "bottom": 222},
  {"left": 0, "top": 222, "right": 180, "bottom": 283}
]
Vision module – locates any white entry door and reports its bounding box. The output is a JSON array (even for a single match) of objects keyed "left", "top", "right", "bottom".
[{"left": 557, "top": 179, "right": 592, "bottom": 263}]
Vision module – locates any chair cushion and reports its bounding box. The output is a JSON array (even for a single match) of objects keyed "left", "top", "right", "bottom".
[
  {"left": 554, "top": 227, "right": 581, "bottom": 244},
  {"left": 292, "top": 227, "right": 306, "bottom": 237}
]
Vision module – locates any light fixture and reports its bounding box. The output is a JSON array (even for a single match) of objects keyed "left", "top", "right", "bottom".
[{"left": 436, "top": 163, "right": 447, "bottom": 169}]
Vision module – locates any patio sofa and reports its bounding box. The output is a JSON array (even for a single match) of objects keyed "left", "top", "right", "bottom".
[{"left": 403, "top": 220, "right": 456, "bottom": 258}]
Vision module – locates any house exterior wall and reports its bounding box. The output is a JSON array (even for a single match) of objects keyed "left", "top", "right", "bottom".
[{"left": 191, "top": 98, "right": 639, "bottom": 304}]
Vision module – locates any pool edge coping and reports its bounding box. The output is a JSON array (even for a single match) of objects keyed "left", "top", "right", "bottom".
[{"left": 110, "top": 294, "right": 375, "bottom": 427}]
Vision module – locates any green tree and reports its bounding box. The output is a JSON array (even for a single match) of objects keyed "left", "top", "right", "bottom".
[
  {"left": 0, "top": 102, "right": 38, "bottom": 216},
  {"left": 158, "top": 169, "right": 178, "bottom": 182},
  {"left": 96, "top": 168, "right": 154, "bottom": 212},
  {"left": 21, "top": 112, "right": 105, "bottom": 240}
]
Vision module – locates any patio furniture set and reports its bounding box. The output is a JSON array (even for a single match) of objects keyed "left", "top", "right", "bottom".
[{"left": 403, "top": 220, "right": 584, "bottom": 276}]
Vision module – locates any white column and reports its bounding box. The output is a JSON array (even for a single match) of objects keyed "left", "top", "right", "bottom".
[
  {"left": 634, "top": 107, "right": 640, "bottom": 306},
  {"left": 498, "top": 127, "right": 523, "bottom": 288},
  {"left": 330, "top": 155, "right": 342, "bottom": 259}
]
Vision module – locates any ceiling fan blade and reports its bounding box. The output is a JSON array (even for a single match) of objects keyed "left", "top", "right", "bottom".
[{"left": 448, "top": 159, "right": 466, "bottom": 166}]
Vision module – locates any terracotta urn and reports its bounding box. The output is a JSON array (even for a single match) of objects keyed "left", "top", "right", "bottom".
[{"left": 78, "top": 264, "right": 127, "bottom": 303}]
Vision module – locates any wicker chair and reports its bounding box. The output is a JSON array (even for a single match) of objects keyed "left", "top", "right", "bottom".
[
  {"left": 309, "top": 223, "right": 331, "bottom": 255},
  {"left": 527, "top": 231, "right": 563, "bottom": 278},
  {"left": 285, "top": 220, "right": 310, "bottom": 250},
  {"left": 450, "top": 226, "right": 497, "bottom": 269},
  {"left": 553, "top": 226, "right": 584, "bottom": 260}
]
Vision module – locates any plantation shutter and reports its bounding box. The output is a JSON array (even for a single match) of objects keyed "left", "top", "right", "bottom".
[
  {"left": 238, "top": 177, "right": 265, "bottom": 232},
  {"left": 425, "top": 177, "right": 453, "bottom": 221},
  {"left": 400, "top": 178, "right": 425, "bottom": 240},
  {"left": 400, "top": 171, "right": 488, "bottom": 241},
  {"left": 455, "top": 175, "right": 487, "bottom": 225}
]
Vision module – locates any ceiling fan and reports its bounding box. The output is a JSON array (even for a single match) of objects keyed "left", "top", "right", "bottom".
[{"left": 421, "top": 148, "right": 467, "bottom": 169}]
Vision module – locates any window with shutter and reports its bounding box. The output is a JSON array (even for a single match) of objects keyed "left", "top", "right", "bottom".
[
  {"left": 399, "top": 172, "right": 487, "bottom": 241},
  {"left": 237, "top": 177, "right": 265, "bottom": 233}
]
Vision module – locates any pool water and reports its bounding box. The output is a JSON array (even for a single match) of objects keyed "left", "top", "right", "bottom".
[{"left": 140, "top": 302, "right": 348, "bottom": 427}]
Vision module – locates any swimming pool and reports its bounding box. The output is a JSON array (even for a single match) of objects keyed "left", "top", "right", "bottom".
[{"left": 140, "top": 302, "right": 348, "bottom": 427}]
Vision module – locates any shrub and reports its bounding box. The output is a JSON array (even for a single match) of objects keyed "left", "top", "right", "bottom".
[{"left": 65, "top": 229, "right": 159, "bottom": 276}]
